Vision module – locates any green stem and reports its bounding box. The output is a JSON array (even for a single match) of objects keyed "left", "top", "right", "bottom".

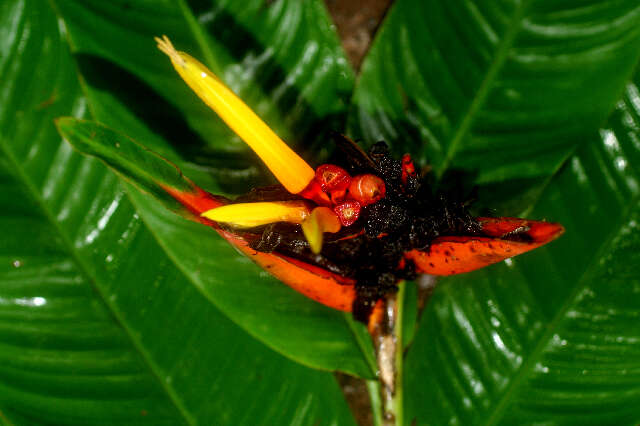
[
  {"left": 394, "top": 281, "right": 405, "bottom": 426},
  {"left": 371, "top": 282, "right": 406, "bottom": 425},
  {"left": 367, "top": 380, "right": 384, "bottom": 426}
]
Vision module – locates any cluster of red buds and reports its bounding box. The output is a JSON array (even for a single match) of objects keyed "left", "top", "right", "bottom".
[
  {"left": 300, "top": 164, "right": 386, "bottom": 226},
  {"left": 154, "top": 35, "right": 564, "bottom": 296}
]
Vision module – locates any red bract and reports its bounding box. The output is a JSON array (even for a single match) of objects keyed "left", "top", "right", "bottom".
[
  {"left": 164, "top": 184, "right": 563, "bottom": 316},
  {"left": 164, "top": 184, "right": 357, "bottom": 311},
  {"left": 405, "top": 218, "right": 564, "bottom": 276}
]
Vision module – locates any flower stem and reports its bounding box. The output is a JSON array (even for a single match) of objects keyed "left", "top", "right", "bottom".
[
  {"left": 393, "top": 281, "right": 406, "bottom": 426},
  {"left": 366, "top": 380, "right": 384, "bottom": 426},
  {"left": 369, "top": 281, "right": 406, "bottom": 426}
]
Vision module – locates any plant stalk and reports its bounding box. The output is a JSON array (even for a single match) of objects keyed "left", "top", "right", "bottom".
[{"left": 369, "top": 281, "right": 405, "bottom": 426}]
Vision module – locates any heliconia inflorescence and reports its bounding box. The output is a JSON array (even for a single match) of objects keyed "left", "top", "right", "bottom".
[{"left": 148, "top": 35, "right": 565, "bottom": 323}]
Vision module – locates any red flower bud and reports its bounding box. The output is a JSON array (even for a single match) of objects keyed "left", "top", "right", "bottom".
[
  {"left": 348, "top": 174, "right": 386, "bottom": 206},
  {"left": 316, "top": 164, "right": 351, "bottom": 192},
  {"left": 401, "top": 153, "right": 416, "bottom": 185},
  {"left": 334, "top": 201, "right": 361, "bottom": 227}
]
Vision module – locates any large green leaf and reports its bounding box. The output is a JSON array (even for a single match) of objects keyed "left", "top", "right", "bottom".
[
  {"left": 49, "top": 0, "right": 376, "bottom": 377},
  {"left": 0, "top": 1, "right": 357, "bottom": 424},
  {"left": 404, "top": 71, "right": 640, "bottom": 424},
  {"left": 55, "top": 117, "right": 377, "bottom": 378},
  {"left": 54, "top": 0, "right": 353, "bottom": 166},
  {"left": 350, "top": 0, "right": 640, "bottom": 183}
]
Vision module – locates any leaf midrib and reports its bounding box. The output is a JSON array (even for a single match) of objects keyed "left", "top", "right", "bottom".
[
  {"left": 45, "top": 2, "right": 197, "bottom": 423},
  {"left": 0, "top": 140, "right": 194, "bottom": 425},
  {"left": 436, "top": 0, "right": 533, "bottom": 177},
  {"left": 58, "top": 0, "right": 375, "bottom": 378},
  {"left": 483, "top": 191, "right": 639, "bottom": 426},
  {"left": 1, "top": 3, "right": 195, "bottom": 417},
  {"left": 176, "top": 0, "right": 219, "bottom": 73}
]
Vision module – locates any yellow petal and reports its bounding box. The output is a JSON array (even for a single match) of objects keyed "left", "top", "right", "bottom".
[
  {"left": 201, "top": 201, "right": 310, "bottom": 228},
  {"left": 155, "top": 35, "right": 314, "bottom": 194},
  {"left": 301, "top": 207, "right": 341, "bottom": 254}
]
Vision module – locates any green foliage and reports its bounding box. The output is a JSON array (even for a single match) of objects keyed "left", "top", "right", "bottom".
[
  {"left": 1, "top": 0, "right": 640, "bottom": 424},
  {"left": 405, "top": 81, "right": 640, "bottom": 424}
]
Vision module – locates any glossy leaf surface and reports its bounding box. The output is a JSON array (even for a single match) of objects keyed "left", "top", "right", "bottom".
[
  {"left": 351, "top": 0, "right": 640, "bottom": 183},
  {"left": 0, "top": 0, "right": 358, "bottom": 424},
  {"left": 50, "top": 0, "right": 375, "bottom": 377},
  {"left": 54, "top": 0, "right": 353, "bottom": 170},
  {"left": 57, "top": 118, "right": 370, "bottom": 369},
  {"left": 404, "top": 71, "right": 640, "bottom": 424},
  {"left": 3, "top": 0, "right": 640, "bottom": 424}
]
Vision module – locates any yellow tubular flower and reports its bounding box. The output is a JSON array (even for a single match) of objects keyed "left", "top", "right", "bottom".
[
  {"left": 301, "top": 207, "right": 342, "bottom": 254},
  {"left": 155, "top": 36, "right": 315, "bottom": 194},
  {"left": 201, "top": 201, "right": 310, "bottom": 228}
]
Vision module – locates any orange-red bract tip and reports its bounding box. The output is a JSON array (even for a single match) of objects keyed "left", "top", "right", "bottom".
[
  {"left": 367, "top": 300, "right": 386, "bottom": 335},
  {"left": 163, "top": 183, "right": 356, "bottom": 312},
  {"left": 406, "top": 217, "right": 564, "bottom": 276},
  {"left": 161, "top": 184, "right": 226, "bottom": 221},
  {"left": 478, "top": 217, "right": 565, "bottom": 242}
]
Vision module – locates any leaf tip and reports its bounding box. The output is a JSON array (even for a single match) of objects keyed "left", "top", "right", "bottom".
[{"left": 54, "top": 117, "right": 86, "bottom": 146}]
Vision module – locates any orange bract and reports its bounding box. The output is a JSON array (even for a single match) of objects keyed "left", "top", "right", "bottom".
[
  {"left": 155, "top": 35, "right": 564, "bottom": 318},
  {"left": 164, "top": 185, "right": 356, "bottom": 311},
  {"left": 161, "top": 187, "right": 566, "bottom": 313},
  {"left": 405, "top": 218, "right": 564, "bottom": 275}
]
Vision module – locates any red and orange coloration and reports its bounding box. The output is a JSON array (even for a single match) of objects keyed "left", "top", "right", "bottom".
[
  {"left": 151, "top": 36, "right": 564, "bottom": 322},
  {"left": 164, "top": 184, "right": 356, "bottom": 311},
  {"left": 316, "top": 164, "right": 352, "bottom": 193},
  {"left": 401, "top": 154, "right": 416, "bottom": 186},
  {"left": 334, "top": 200, "right": 362, "bottom": 227},
  {"left": 348, "top": 174, "right": 386, "bottom": 206}
]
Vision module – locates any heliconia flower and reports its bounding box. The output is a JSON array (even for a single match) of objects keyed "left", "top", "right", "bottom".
[
  {"left": 57, "top": 36, "right": 564, "bottom": 326},
  {"left": 152, "top": 35, "right": 564, "bottom": 321}
]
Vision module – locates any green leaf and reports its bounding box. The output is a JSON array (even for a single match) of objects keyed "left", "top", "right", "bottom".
[
  {"left": 350, "top": 0, "right": 640, "bottom": 183},
  {"left": 404, "top": 71, "right": 640, "bottom": 424},
  {"left": 56, "top": 117, "right": 375, "bottom": 378},
  {"left": 1, "top": 1, "right": 357, "bottom": 424},
  {"left": 54, "top": 0, "right": 353, "bottom": 166},
  {"left": 55, "top": 117, "right": 195, "bottom": 213},
  {"left": 48, "top": 0, "right": 374, "bottom": 377}
]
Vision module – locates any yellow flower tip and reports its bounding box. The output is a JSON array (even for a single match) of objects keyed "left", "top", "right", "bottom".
[
  {"left": 155, "top": 35, "right": 315, "bottom": 194},
  {"left": 201, "top": 201, "right": 310, "bottom": 228},
  {"left": 155, "top": 35, "right": 186, "bottom": 67},
  {"left": 301, "top": 207, "right": 341, "bottom": 254}
]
